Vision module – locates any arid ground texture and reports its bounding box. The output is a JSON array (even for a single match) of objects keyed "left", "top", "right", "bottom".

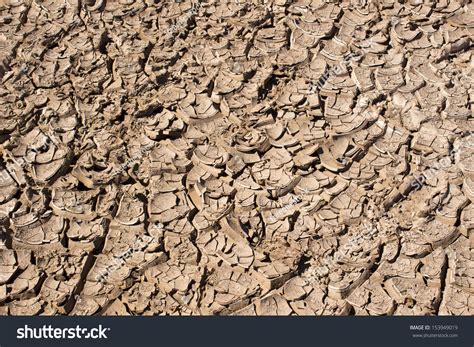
[{"left": 0, "top": 0, "right": 473, "bottom": 315}]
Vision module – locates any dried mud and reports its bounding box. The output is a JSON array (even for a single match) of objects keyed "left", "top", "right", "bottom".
[{"left": 0, "top": 0, "right": 473, "bottom": 316}]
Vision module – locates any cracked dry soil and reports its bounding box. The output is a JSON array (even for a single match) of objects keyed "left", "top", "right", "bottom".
[{"left": 0, "top": 0, "right": 473, "bottom": 316}]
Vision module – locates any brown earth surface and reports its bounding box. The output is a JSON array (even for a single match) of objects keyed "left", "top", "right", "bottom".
[{"left": 0, "top": 0, "right": 473, "bottom": 315}]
